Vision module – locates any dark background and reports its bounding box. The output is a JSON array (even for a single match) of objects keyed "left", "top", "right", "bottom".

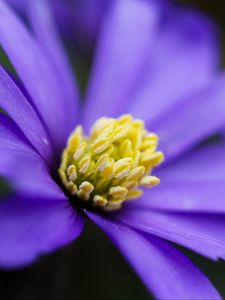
[{"left": 1, "top": 1, "right": 225, "bottom": 299}]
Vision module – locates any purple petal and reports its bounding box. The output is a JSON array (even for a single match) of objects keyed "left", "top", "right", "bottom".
[
  {"left": 0, "top": 198, "right": 83, "bottom": 268},
  {"left": 5, "top": 0, "right": 108, "bottom": 50},
  {"left": 0, "top": 113, "right": 36, "bottom": 154},
  {"left": 28, "top": 0, "right": 79, "bottom": 133},
  {"left": 72, "top": 0, "right": 111, "bottom": 50},
  {"left": 0, "top": 66, "right": 53, "bottom": 162},
  {"left": 4, "top": 0, "right": 26, "bottom": 11},
  {"left": 129, "top": 7, "right": 219, "bottom": 125},
  {"left": 87, "top": 212, "right": 220, "bottom": 299},
  {"left": 82, "top": 0, "right": 159, "bottom": 129},
  {"left": 1, "top": 151, "right": 66, "bottom": 200},
  {"left": 151, "top": 74, "right": 225, "bottom": 161},
  {"left": 114, "top": 207, "right": 225, "bottom": 260},
  {"left": 0, "top": 1, "right": 76, "bottom": 152},
  {"left": 0, "top": 114, "right": 65, "bottom": 200},
  {"left": 130, "top": 142, "right": 225, "bottom": 213}
]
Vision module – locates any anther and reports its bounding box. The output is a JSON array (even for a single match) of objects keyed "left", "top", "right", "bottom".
[
  {"left": 67, "top": 165, "right": 77, "bottom": 181},
  {"left": 140, "top": 176, "right": 160, "bottom": 187},
  {"left": 73, "top": 143, "right": 86, "bottom": 160},
  {"left": 109, "top": 186, "right": 128, "bottom": 199}
]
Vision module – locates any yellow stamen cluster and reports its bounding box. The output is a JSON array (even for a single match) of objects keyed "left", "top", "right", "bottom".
[{"left": 59, "top": 114, "right": 164, "bottom": 211}]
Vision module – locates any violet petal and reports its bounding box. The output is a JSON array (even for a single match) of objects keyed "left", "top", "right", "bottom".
[
  {"left": 129, "top": 142, "right": 225, "bottom": 213},
  {"left": 28, "top": 0, "right": 80, "bottom": 134},
  {"left": 0, "top": 66, "right": 53, "bottom": 162},
  {"left": 0, "top": 114, "right": 65, "bottom": 200},
  {"left": 152, "top": 74, "right": 225, "bottom": 161},
  {"left": 129, "top": 7, "right": 219, "bottom": 125},
  {"left": 114, "top": 207, "right": 225, "bottom": 260},
  {"left": 82, "top": 0, "right": 159, "bottom": 129},
  {"left": 87, "top": 212, "right": 221, "bottom": 300},
  {"left": 0, "top": 1, "right": 76, "bottom": 152},
  {"left": 0, "top": 198, "right": 84, "bottom": 268}
]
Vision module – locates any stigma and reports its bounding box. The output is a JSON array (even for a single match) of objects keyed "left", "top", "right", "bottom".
[{"left": 58, "top": 114, "right": 164, "bottom": 211}]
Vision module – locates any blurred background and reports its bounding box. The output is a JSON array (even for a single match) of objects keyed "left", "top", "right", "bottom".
[{"left": 1, "top": 0, "right": 225, "bottom": 299}]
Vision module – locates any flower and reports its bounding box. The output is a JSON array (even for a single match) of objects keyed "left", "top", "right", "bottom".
[{"left": 0, "top": 0, "right": 225, "bottom": 299}]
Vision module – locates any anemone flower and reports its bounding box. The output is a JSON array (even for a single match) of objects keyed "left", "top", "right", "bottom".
[{"left": 1, "top": 0, "right": 225, "bottom": 299}]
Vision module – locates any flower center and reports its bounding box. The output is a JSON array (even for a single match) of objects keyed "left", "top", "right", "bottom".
[{"left": 58, "top": 114, "right": 164, "bottom": 211}]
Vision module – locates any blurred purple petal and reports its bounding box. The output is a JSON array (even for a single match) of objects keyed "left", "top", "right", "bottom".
[
  {"left": 72, "top": 0, "right": 170, "bottom": 50},
  {"left": 87, "top": 212, "right": 221, "bottom": 299},
  {"left": 4, "top": 0, "right": 25, "bottom": 11},
  {"left": 151, "top": 74, "right": 225, "bottom": 161},
  {"left": 0, "top": 113, "right": 36, "bottom": 155},
  {"left": 6, "top": 0, "right": 108, "bottom": 50},
  {"left": 6, "top": 0, "right": 169, "bottom": 52},
  {"left": 0, "top": 114, "right": 65, "bottom": 200},
  {"left": 0, "top": 1, "right": 76, "bottom": 152},
  {"left": 131, "top": 143, "right": 225, "bottom": 213},
  {"left": 28, "top": 0, "right": 79, "bottom": 133},
  {"left": 83, "top": 0, "right": 159, "bottom": 129},
  {"left": 71, "top": 0, "right": 111, "bottom": 50},
  {"left": 114, "top": 208, "right": 225, "bottom": 260},
  {"left": 129, "top": 7, "right": 219, "bottom": 124},
  {"left": 1, "top": 151, "right": 66, "bottom": 200},
  {"left": 0, "top": 66, "right": 53, "bottom": 162},
  {"left": 0, "top": 198, "right": 84, "bottom": 268}
]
